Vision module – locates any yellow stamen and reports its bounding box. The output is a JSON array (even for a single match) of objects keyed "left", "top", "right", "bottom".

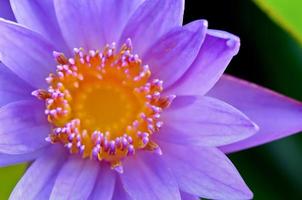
[{"left": 33, "top": 39, "right": 175, "bottom": 171}]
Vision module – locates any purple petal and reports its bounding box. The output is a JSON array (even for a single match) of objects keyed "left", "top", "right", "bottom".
[
  {"left": 0, "top": 19, "right": 55, "bottom": 88},
  {"left": 168, "top": 30, "right": 240, "bottom": 95},
  {"left": 0, "top": 0, "right": 15, "bottom": 21},
  {"left": 89, "top": 164, "right": 116, "bottom": 200},
  {"left": 111, "top": 178, "right": 132, "bottom": 200},
  {"left": 98, "top": 0, "right": 144, "bottom": 44},
  {"left": 119, "top": 0, "right": 184, "bottom": 55},
  {"left": 34, "top": 175, "right": 56, "bottom": 200},
  {"left": 10, "top": 146, "right": 66, "bottom": 199},
  {"left": 50, "top": 156, "right": 99, "bottom": 200},
  {"left": 160, "top": 142, "right": 253, "bottom": 200},
  {"left": 0, "top": 100, "right": 50, "bottom": 154},
  {"left": 10, "top": 0, "right": 69, "bottom": 53},
  {"left": 54, "top": 0, "right": 106, "bottom": 51},
  {"left": 180, "top": 192, "right": 200, "bottom": 200},
  {"left": 157, "top": 96, "right": 258, "bottom": 147},
  {"left": 121, "top": 152, "right": 181, "bottom": 200},
  {"left": 208, "top": 75, "right": 302, "bottom": 153},
  {"left": 0, "top": 148, "right": 44, "bottom": 167},
  {"left": 0, "top": 63, "right": 33, "bottom": 107},
  {"left": 143, "top": 20, "right": 207, "bottom": 88}
]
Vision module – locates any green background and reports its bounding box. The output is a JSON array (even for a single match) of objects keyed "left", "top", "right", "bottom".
[{"left": 1, "top": 0, "right": 302, "bottom": 199}]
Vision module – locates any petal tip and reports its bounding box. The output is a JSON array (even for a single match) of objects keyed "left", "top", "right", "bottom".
[
  {"left": 207, "top": 29, "right": 241, "bottom": 55},
  {"left": 244, "top": 189, "right": 254, "bottom": 200},
  {"left": 201, "top": 19, "right": 208, "bottom": 28},
  {"left": 226, "top": 36, "right": 240, "bottom": 54},
  {"left": 185, "top": 19, "right": 208, "bottom": 33}
]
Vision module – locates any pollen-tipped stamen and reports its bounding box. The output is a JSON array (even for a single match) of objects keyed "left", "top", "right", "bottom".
[{"left": 33, "top": 39, "right": 175, "bottom": 170}]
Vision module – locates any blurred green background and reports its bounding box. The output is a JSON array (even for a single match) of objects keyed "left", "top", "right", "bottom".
[{"left": 1, "top": 0, "right": 302, "bottom": 199}]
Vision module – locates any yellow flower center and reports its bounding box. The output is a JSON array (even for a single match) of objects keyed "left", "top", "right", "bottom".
[{"left": 32, "top": 39, "right": 174, "bottom": 172}]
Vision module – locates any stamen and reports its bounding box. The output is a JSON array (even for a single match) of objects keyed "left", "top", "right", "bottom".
[{"left": 33, "top": 39, "right": 175, "bottom": 168}]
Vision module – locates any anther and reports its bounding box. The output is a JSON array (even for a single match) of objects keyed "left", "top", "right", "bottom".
[
  {"left": 53, "top": 51, "right": 68, "bottom": 64},
  {"left": 35, "top": 39, "right": 175, "bottom": 169}
]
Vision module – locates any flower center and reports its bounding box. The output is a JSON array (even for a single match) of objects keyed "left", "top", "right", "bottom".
[
  {"left": 32, "top": 39, "right": 174, "bottom": 172},
  {"left": 73, "top": 79, "right": 140, "bottom": 136}
]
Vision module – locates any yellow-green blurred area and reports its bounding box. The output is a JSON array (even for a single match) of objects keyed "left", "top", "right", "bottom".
[
  {"left": 254, "top": 0, "right": 302, "bottom": 45},
  {"left": 1, "top": 0, "right": 302, "bottom": 199},
  {"left": 0, "top": 164, "right": 26, "bottom": 199}
]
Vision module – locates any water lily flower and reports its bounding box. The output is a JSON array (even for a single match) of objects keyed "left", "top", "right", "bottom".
[{"left": 1, "top": 0, "right": 302, "bottom": 199}]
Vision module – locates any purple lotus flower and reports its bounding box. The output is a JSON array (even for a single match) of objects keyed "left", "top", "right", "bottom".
[{"left": 1, "top": 0, "right": 302, "bottom": 199}]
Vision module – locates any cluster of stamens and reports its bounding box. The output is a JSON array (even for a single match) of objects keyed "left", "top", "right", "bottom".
[{"left": 32, "top": 39, "right": 175, "bottom": 173}]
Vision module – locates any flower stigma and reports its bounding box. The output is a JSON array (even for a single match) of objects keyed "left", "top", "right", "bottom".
[{"left": 32, "top": 39, "right": 175, "bottom": 173}]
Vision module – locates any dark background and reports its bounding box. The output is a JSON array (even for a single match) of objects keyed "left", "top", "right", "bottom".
[{"left": 184, "top": 0, "right": 302, "bottom": 199}]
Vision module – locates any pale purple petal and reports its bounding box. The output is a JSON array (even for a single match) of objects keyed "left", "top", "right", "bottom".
[
  {"left": 160, "top": 142, "right": 253, "bottom": 200},
  {"left": 111, "top": 178, "right": 132, "bottom": 200},
  {"left": 0, "top": 0, "right": 15, "bottom": 21},
  {"left": 10, "top": 0, "right": 68, "bottom": 53},
  {"left": 143, "top": 20, "right": 207, "bottom": 88},
  {"left": 180, "top": 192, "right": 200, "bottom": 200},
  {"left": 121, "top": 152, "right": 181, "bottom": 200},
  {"left": 10, "top": 146, "right": 66, "bottom": 199},
  {"left": 98, "top": 0, "right": 145, "bottom": 43},
  {"left": 0, "top": 63, "right": 33, "bottom": 107},
  {"left": 0, "top": 100, "right": 50, "bottom": 154},
  {"left": 89, "top": 164, "right": 116, "bottom": 200},
  {"left": 168, "top": 30, "right": 240, "bottom": 95},
  {"left": 156, "top": 96, "right": 258, "bottom": 146},
  {"left": 55, "top": 0, "right": 146, "bottom": 50},
  {"left": 50, "top": 156, "right": 99, "bottom": 200},
  {"left": 119, "top": 0, "right": 184, "bottom": 55},
  {"left": 208, "top": 75, "right": 302, "bottom": 153},
  {"left": 34, "top": 176, "right": 56, "bottom": 200},
  {"left": 54, "top": 0, "right": 106, "bottom": 51},
  {"left": 0, "top": 19, "right": 56, "bottom": 88},
  {"left": 0, "top": 148, "right": 43, "bottom": 167}
]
